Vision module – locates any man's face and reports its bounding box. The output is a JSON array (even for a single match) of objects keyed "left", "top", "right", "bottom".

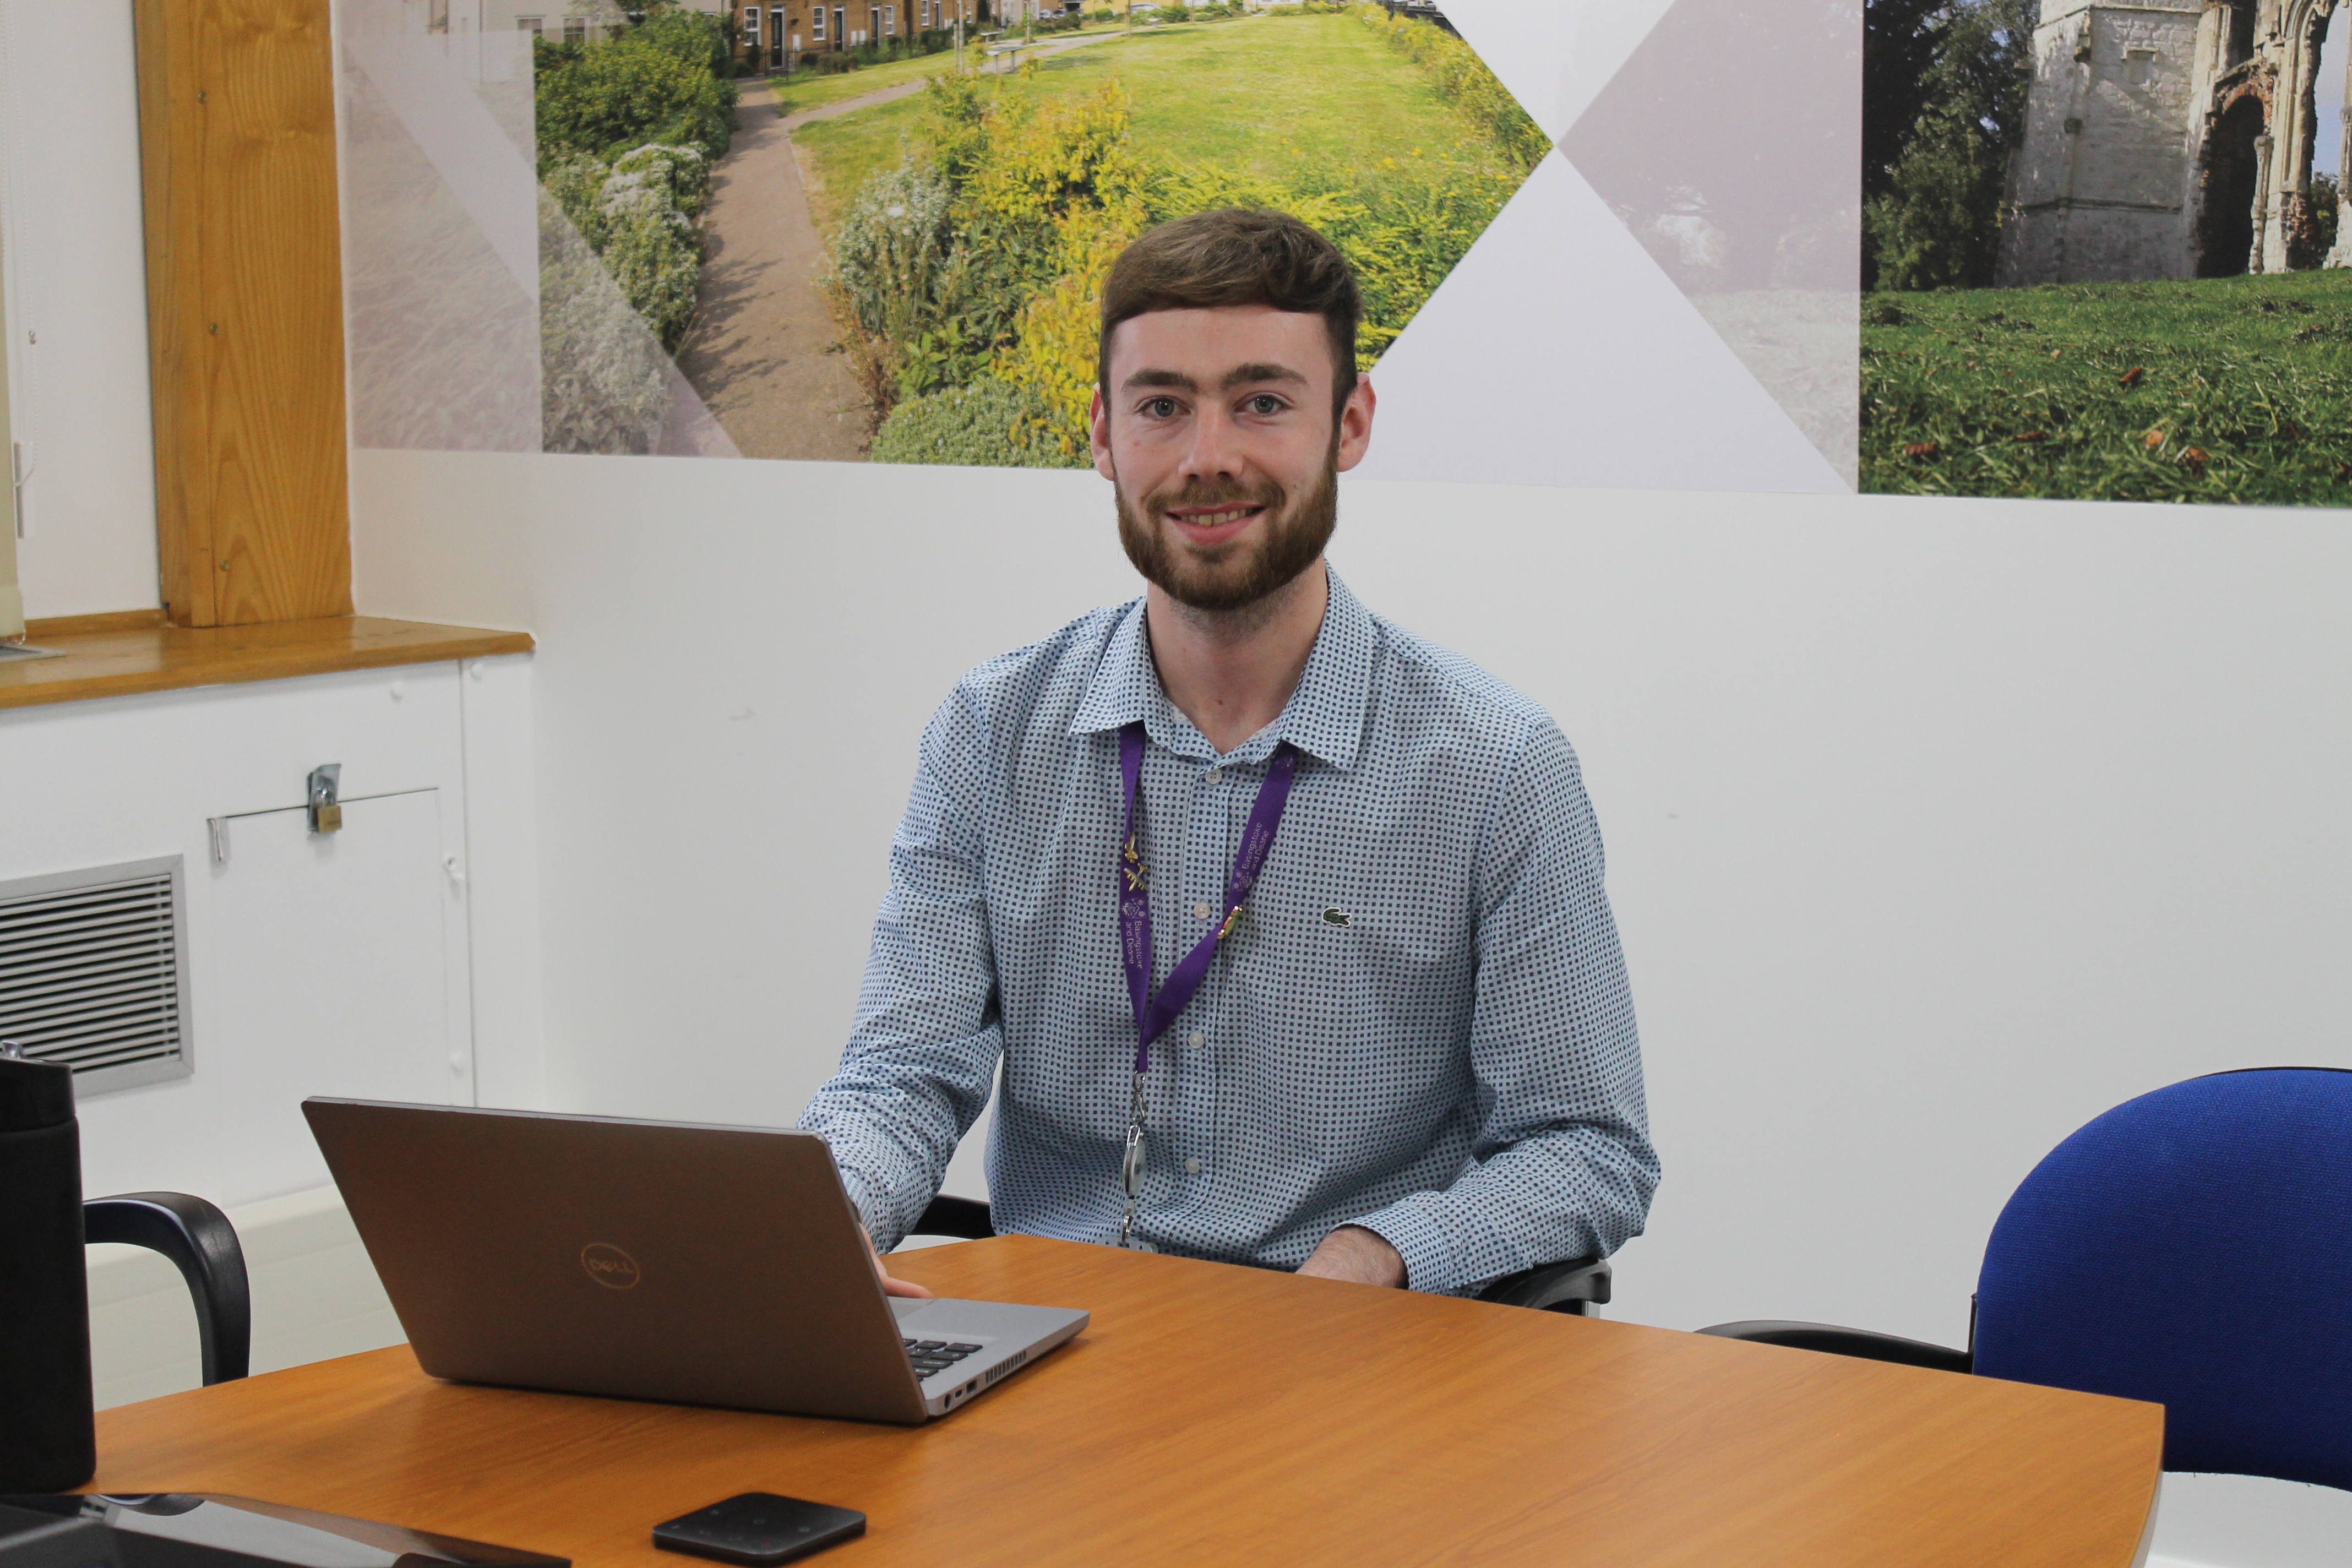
[{"left": 1090, "top": 306, "right": 1375, "bottom": 614}]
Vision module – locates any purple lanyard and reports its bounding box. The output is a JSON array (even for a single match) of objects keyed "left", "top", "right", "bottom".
[{"left": 1116, "top": 720, "right": 1299, "bottom": 1072}]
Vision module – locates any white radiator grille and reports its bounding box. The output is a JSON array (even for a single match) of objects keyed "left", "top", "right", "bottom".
[{"left": 0, "top": 856, "right": 193, "bottom": 1096}]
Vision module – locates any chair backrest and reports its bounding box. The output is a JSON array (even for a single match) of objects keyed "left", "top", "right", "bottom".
[{"left": 1973, "top": 1068, "right": 2352, "bottom": 1490}]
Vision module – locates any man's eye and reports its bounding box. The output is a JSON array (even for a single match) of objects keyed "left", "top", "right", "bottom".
[
  {"left": 1246, "top": 395, "right": 1287, "bottom": 416},
  {"left": 1142, "top": 396, "right": 1179, "bottom": 419}
]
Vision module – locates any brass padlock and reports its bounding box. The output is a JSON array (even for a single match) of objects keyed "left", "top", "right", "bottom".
[{"left": 307, "top": 764, "right": 343, "bottom": 835}]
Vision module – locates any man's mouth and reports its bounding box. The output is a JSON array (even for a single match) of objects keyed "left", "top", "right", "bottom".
[{"left": 1163, "top": 503, "right": 1270, "bottom": 541}]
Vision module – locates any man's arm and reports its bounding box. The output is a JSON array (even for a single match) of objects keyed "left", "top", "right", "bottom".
[
  {"left": 800, "top": 687, "right": 1005, "bottom": 1255},
  {"left": 1344, "top": 721, "right": 1659, "bottom": 1295},
  {"left": 1297, "top": 1224, "right": 1407, "bottom": 1287}
]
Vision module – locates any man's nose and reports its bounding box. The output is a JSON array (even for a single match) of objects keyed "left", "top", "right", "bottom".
[{"left": 1180, "top": 405, "right": 1243, "bottom": 482}]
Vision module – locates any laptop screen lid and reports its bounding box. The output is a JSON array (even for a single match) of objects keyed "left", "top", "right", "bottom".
[{"left": 302, "top": 1098, "right": 930, "bottom": 1424}]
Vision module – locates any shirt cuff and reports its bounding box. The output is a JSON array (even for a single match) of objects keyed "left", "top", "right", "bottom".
[
  {"left": 835, "top": 1163, "right": 897, "bottom": 1251},
  {"left": 1348, "top": 1199, "right": 1461, "bottom": 1297}
]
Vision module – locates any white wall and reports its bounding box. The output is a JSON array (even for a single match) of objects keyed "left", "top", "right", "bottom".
[
  {"left": 351, "top": 446, "right": 2352, "bottom": 1566},
  {"left": 349, "top": 447, "right": 2352, "bottom": 1328},
  {"left": 0, "top": 0, "right": 164, "bottom": 618}
]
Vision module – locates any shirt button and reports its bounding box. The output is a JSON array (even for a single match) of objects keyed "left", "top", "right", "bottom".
[
  {"left": 1184, "top": 1157, "right": 1202, "bottom": 1174},
  {"left": 1193, "top": 901, "right": 1213, "bottom": 921},
  {"left": 1206, "top": 767, "right": 1222, "bottom": 784},
  {"left": 1185, "top": 1031, "right": 1204, "bottom": 1050}
]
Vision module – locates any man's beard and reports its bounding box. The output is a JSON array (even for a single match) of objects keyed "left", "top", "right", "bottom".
[{"left": 1115, "top": 462, "right": 1338, "bottom": 618}]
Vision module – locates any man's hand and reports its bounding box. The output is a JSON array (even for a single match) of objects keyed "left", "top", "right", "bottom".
[
  {"left": 1297, "top": 1224, "right": 1407, "bottom": 1288},
  {"left": 859, "top": 1226, "right": 935, "bottom": 1299}
]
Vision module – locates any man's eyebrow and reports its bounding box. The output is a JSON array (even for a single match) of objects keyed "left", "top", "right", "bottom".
[
  {"left": 1122, "top": 368, "right": 1198, "bottom": 393},
  {"left": 1220, "top": 362, "right": 1309, "bottom": 390}
]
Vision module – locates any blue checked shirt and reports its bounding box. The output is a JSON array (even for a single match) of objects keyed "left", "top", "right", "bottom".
[{"left": 801, "top": 571, "right": 1657, "bottom": 1295}]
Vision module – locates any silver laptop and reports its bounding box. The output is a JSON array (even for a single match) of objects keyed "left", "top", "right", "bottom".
[{"left": 302, "top": 1098, "right": 1087, "bottom": 1424}]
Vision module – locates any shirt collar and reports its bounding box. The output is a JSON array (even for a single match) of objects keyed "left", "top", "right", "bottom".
[{"left": 1070, "top": 567, "right": 1373, "bottom": 772}]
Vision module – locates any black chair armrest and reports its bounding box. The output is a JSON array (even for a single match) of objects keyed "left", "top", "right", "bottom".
[
  {"left": 910, "top": 1194, "right": 995, "bottom": 1240},
  {"left": 85, "top": 1193, "right": 250, "bottom": 1385},
  {"left": 1697, "top": 1319, "right": 1972, "bottom": 1374},
  {"left": 1477, "top": 1255, "right": 1611, "bottom": 1315}
]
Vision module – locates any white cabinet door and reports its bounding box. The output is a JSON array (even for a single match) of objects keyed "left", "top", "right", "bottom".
[{"left": 209, "top": 790, "right": 470, "bottom": 1207}]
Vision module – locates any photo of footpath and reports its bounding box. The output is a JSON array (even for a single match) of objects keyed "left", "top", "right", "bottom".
[{"left": 531, "top": 1, "right": 1549, "bottom": 465}]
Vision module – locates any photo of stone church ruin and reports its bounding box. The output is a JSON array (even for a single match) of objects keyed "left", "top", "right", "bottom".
[
  {"left": 2001, "top": 0, "right": 2350, "bottom": 281},
  {"left": 1859, "top": 0, "right": 2352, "bottom": 504}
]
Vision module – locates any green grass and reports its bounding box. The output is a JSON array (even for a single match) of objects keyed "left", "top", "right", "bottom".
[
  {"left": 1027, "top": 14, "right": 1504, "bottom": 181},
  {"left": 767, "top": 49, "right": 974, "bottom": 117},
  {"left": 766, "top": 21, "right": 1134, "bottom": 116},
  {"left": 792, "top": 13, "right": 1513, "bottom": 235},
  {"left": 792, "top": 86, "right": 930, "bottom": 232},
  {"left": 1861, "top": 270, "right": 2352, "bottom": 504}
]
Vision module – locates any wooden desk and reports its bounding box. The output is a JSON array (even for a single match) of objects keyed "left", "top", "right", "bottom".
[{"left": 92, "top": 1237, "right": 2161, "bottom": 1567}]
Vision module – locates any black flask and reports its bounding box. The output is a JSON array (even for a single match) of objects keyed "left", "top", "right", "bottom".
[{"left": 0, "top": 1049, "right": 95, "bottom": 1491}]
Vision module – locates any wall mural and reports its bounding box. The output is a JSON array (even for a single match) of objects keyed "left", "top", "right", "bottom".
[{"left": 337, "top": 0, "right": 1866, "bottom": 495}]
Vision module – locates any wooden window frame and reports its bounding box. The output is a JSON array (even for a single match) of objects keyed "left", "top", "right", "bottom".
[{"left": 134, "top": 0, "right": 352, "bottom": 629}]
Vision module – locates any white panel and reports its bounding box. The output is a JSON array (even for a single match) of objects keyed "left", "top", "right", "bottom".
[
  {"left": 208, "top": 791, "right": 465, "bottom": 1207},
  {"left": 1445, "top": 0, "right": 1677, "bottom": 137},
  {"left": 2146, "top": 1473, "right": 2352, "bottom": 1568},
  {"left": 0, "top": 0, "right": 164, "bottom": 616},
  {"left": 1333, "top": 488, "right": 2352, "bottom": 1352},
  {"left": 0, "top": 666, "right": 479, "bottom": 1204},
  {"left": 355, "top": 449, "right": 1133, "bottom": 1139},
  {"left": 459, "top": 651, "right": 547, "bottom": 1109},
  {"left": 1356, "top": 155, "right": 1842, "bottom": 494},
  {"left": 86, "top": 1185, "right": 399, "bottom": 1409}
]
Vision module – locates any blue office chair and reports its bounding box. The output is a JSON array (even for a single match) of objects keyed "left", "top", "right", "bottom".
[
  {"left": 911, "top": 1195, "right": 1613, "bottom": 1314},
  {"left": 1701, "top": 1068, "right": 2352, "bottom": 1491}
]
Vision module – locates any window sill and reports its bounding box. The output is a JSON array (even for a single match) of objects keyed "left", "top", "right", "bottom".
[{"left": 2, "top": 613, "right": 534, "bottom": 711}]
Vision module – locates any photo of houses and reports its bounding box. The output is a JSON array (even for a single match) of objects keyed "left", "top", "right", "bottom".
[
  {"left": 1861, "top": 0, "right": 2352, "bottom": 503},
  {"left": 374, "top": 0, "right": 1548, "bottom": 466}
]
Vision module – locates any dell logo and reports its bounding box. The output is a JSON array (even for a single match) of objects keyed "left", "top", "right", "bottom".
[{"left": 580, "top": 1243, "right": 642, "bottom": 1289}]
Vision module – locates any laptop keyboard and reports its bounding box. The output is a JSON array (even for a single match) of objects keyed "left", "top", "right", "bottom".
[{"left": 905, "top": 1339, "right": 983, "bottom": 1381}]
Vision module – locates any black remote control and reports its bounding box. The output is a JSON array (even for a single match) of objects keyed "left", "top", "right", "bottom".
[{"left": 652, "top": 1494, "right": 865, "bottom": 1566}]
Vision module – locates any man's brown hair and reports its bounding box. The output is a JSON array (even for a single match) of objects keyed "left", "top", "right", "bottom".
[{"left": 1097, "top": 209, "right": 1361, "bottom": 423}]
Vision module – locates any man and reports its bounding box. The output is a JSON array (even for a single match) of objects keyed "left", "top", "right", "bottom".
[{"left": 801, "top": 209, "right": 1657, "bottom": 1296}]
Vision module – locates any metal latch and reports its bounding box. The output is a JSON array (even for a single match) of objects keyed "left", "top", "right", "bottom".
[{"left": 307, "top": 764, "right": 343, "bottom": 834}]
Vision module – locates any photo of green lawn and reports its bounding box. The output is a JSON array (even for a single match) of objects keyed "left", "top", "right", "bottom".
[
  {"left": 1861, "top": 274, "right": 2352, "bottom": 503},
  {"left": 788, "top": 2, "right": 1545, "bottom": 466},
  {"left": 522, "top": 2, "right": 1546, "bottom": 464},
  {"left": 519, "top": 2, "right": 1541, "bottom": 462},
  {"left": 794, "top": 12, "right": 1522, "bottom": 232}
]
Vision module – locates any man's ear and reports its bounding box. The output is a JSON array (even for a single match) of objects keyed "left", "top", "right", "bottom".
[
  {"left": 1090, "top": 385, "right": 1117, "bottom": 481},
  {"left": 1334, "top": 375, "right": 1376, "bottom": 474}
]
